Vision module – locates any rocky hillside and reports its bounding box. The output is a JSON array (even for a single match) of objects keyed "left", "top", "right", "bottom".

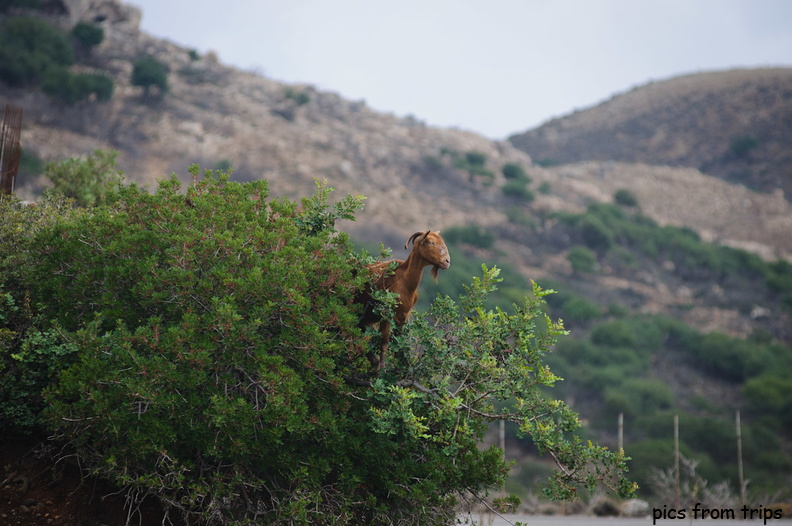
[
  {"left": 508, "top": 68, "right": 792, "bottom": 196},
  {"left": 3, "top": 0, "right": 792, "bottom": 336}
]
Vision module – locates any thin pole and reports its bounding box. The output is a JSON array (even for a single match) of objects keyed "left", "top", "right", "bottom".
[
  {"left": 674, "top": 414, "right": 680, "bottom": 510},
  {"left": 736, "top": 410, "right": 745, "bottom": 507},
  {"left": 618, "top": 412, "right": 624, "bottom": 452},
  {"left": 499, "top": 419, "right": 505, "bottom": 460}
]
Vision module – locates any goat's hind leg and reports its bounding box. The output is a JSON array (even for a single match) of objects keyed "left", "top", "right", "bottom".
[{"left": 369, "top": 320, "right": 390, "bottom": 373}]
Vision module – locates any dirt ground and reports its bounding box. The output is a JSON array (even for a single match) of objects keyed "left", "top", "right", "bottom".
[{"left": 1, "top": 437, "right": 178, "bottom": 526}]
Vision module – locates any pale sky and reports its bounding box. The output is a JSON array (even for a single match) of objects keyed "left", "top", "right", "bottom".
[{"left": 129, "top": 0, "right": 792, "bottom": 140}]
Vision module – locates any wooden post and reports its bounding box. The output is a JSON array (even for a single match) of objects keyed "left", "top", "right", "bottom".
[
  {"left": 618, "top": 412, "right": 624, "bottom": 452},
  {"left": 736, "top": 410, "right": 745, "bottom": 507},
  {"left": 674, "top": 414, "right": 680, "bottom": 510},
  {"left": 499, "top": 419, "right": 505, "bottom": 460}
]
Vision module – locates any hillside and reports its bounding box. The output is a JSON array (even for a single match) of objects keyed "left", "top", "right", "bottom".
[
  {"left": 2, "top": 0, "right": 792, "bottom": 517},
  {"left": 508, "top": 68, "right": 792, "bottom": 196}
]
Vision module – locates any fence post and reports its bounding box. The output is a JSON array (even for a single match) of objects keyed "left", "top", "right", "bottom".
[
  {"left": 736, "top": 410, "right": 745, "bottom": 507},
  {"left": 674, "top": 414, "right": 680, "bottom": 510}
]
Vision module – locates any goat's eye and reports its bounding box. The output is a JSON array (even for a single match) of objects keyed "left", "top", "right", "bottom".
[{"left": 428, "top": 242, "right": 435, "bottom": 246}]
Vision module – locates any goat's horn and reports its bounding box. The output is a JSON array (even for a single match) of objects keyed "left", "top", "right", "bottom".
[{"left": 405, "top": 231, "right": 423, "bottom": 249}]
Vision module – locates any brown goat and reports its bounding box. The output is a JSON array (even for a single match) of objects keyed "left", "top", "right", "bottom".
[{"left": 358, "top": 230, "right": 450, "bottom": 371}]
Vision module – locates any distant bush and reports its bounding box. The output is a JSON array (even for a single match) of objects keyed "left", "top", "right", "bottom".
[
  {"left": 579, "top": 215, "right": 615, "bottom": 251},
  {"left": 442, "top": 225, "right": 495, "bottom": 249},
  {"left": 614, "top": 188, "right": 638, "bottom": 207},
  {"left": 45, "top": 149, "right": 123, "bottom": 206},
  {"left": 465, "top": 151, "right": 486, "bottom": 167},
  {"left": 441, "top": 148, "right": 494, "bottom": 180},
  {"left": 567, "top": 245, "right": 597, "bottom": 273},
  {"left": 502, "top": 180, "right": 534, "bottom": 201},
  {"left": 590, "top": 320, "right": 638, "bottom": 349},
  {"left": 284, "top": 87, "right": 311, "bottom": 105},
  {"left": 505, "top": 206, "right": 535, "bottom": 228},
  {"left": 0, "top": 16, "right": 74, "bottom": 86},
  {"left": 71, "top": 21, "right": 104, "bottom": 50},
  {"left": 41, "top": 68, "right": 114, "bottom": 104},
  {"left": 18, "top": 148, "right": 45, "bottom": 180},
  {"left": 743, "top": 373, "right": 792, "bottom": 432},
  {"left": 729, "top": 135, "right": 760, "bottom": 158},
  {"left": 559, "top": 296, "right": 601, "bottom": 324},
  {"left": 604, "top": 378, "right": 674, "bottom": 418},
  {"left": 132, "top": 54, "right": 169, "bottom": 96},
  {"left": 502, "top": 162, "right": 530, "bottom": 182}
]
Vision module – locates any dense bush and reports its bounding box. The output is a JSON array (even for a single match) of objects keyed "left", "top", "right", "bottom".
[
  {"left": 729, "top": 135, "right": 760, "bottom": 158},
  {"left": 743, "top": 373, "right": 792, "bottom": 432},
  {"left": 442, "top": 224, "right": 496, "bottom": 249},
  {"left": 440, "top": 148, "right": 494, "bottom": 180},
  {"left": 502, "top": 162, "right": 530, "bottom": 182},
  {"left": 603, "top": 378, "right": 674, "bottom": 418},
  {"left": 613, "top": 188, "right": 638, "bottom": 207},
  {"left": 0, "top": 194, "right": 82, "bottom": 436},
  {"left": 71, "top": 21, "right": 104, "bottom": 50},
  {"left": 0, "top": 16, "right": 74, "bottom": 86},
  {"left": 567, "top": 245, "right": 597, "bottom": 274},
  {"left": 45, "top": 149, "right": 123, "bottom": 206},
  {"left": 502, "top": 179, "right": 534, "bottom": 201},
  {"left": 1, "top": 170, "right": 633, "bottom": 523},
  {"left": 132, "top": 54, "right": 169, "bottom": 96},
  {"left": 41, "top": 67, "right": 114, "bottom": 104}
]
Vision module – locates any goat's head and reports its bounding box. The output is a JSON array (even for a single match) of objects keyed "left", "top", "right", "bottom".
[{"left": 405, "top": 230, "right": 450, "bottom": 280}]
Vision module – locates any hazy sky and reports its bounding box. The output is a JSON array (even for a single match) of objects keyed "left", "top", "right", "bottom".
[{"left": 129, "top": 0, "right": 792, "bottom": 140}]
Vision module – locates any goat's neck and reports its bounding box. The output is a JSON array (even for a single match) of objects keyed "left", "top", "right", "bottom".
[{"left": 398, "top": 251, "right": 430, "bottom": 290}]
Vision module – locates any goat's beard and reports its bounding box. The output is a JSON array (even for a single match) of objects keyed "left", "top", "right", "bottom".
[{"left": 431, "top": 266, "right": 440, "bottom": 281}]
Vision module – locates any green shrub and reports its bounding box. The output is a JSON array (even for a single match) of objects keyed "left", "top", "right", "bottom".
[
  {"left": 502, "top": 162, "right": 530, "bottom": 182},
  {"left": 689, "top": 332, "right": 772, "bottom": 382},
  {"left": 559, "top": 296, "right": 601, "bottom": 324},
  {"left": 0, "top": 16, "right": 74, "bottom": 86},
  {"left": 131, "top": 54, "right": 168, "bottom": 96},
  {"left": 465, "top": 151, "right": 486, "bottom": 167},
  {"left": 18, "top": 172, "right": 632, "bottom": 522},
  {"left": 743, "top": 373, "right": 792, "bottom": 431},
  {"left": 442, "top": 225, "right": 496, "bottom": 249},
  {"left": 45, "top": 149, "right": 123, "bottom": 206},
  {"left": 567, "top": 245, "right": 597, "bottom": 273},
  {"left": 41, "top": 68, "right": 114, "bottom": 104},
  {"left": 729, "top": 135, "right": 760, "bottom": 158},
  {"left": 18, "top": 148, "right": 45, "bottom": 180},
  {"left": 614, "top": 188, "right": 638, "bottom": 207},
  {"left": 603, "top": 378, "right": 674, "bottom": 418},
  {"left": 502, "top": 180, "right": 534, "bottom": 200},
  {"left": 505, "top": 206, "right": 535, "bottom": 228},
  {"left": 284, "top": 87, "right": 311, "bottom": 105},
  {"left": 578, "top": 215, "right": 614, "bottom": 251},
  {"left": 0, "top": 195, "right": 81, "bottom": 435},
  {"left": 71, "top": 21, "right": 104, "bottom": 49},
  {"left": 590, "top": 320, "right": 638, "bottom": 349}
]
